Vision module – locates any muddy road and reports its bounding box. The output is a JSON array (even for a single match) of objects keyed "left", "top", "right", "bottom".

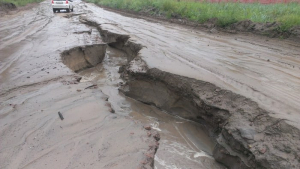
[
  {"left": 80, "top": 4, "right": 300, "bottom": 127},
  {"left": 0, "top": 1, "right": 159, "bottom": 169},
  {"left": 1, "top": 0, "right": 300, "bottom": 169}
]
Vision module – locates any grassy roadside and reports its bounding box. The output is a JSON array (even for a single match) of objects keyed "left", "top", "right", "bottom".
[
  {"left": 86, "top": 0, "right": 300, "bottom": 32},
  {"left": 0, "top": 0, "right": 43, "bottom": 6}
]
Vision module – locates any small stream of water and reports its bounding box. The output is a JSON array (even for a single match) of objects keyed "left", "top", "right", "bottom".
[{"left": 79, "top": 47, "right": 225, "bottom": 169}]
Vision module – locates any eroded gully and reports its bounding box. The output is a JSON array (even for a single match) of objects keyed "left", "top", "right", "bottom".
[
  {"left": 1, "top": 0, "right": 300, "bottom": 169},
  {"left": 0, "top": 0, "right": 224, "bottom": 169},
  {"left": 76, "top": 1, "right": 300, "bottom": 168},
  {"left": 78, "top": 46, "right": 225, "bottom": 169}
]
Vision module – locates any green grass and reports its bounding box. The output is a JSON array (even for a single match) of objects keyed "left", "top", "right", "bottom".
[
  {"left": 85, "top": 0, "right": 300, "bottom": 31},
  {"left": 0, "top": 0, "right": 43, "bottom": 6}
]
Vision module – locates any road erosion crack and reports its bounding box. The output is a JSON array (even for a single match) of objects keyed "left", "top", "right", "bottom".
[{"left": 77, "top": 14, "right": 300, "bottom": 169}]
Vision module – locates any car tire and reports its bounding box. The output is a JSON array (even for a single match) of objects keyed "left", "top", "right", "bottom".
[
  {"left": 53, "top": 9, "right": 56, "bottom": 13},
  {"left": 66, "top": 8, "right": 70, "bottom": 13}
]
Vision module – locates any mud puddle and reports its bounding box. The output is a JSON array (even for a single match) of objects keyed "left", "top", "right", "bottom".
[{"left": 73, "top": 46, "right": 224, "bottom": 169}]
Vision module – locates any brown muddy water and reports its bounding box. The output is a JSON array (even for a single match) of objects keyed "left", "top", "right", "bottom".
[{"left": 77, "top": 47, "right": 225, "bottom": 169}]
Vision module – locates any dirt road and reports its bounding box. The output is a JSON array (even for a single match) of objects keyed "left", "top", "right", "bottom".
[
  {"left": 0, "top": 1, "right": 160, "bottom": 169},
  {"left": 1, "top": 0, "right": 300, "bottom": 169},
  {"left": 80, "top": 4, "right": 300, "bottom": 128}
]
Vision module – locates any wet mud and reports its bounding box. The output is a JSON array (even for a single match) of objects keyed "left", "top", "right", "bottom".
[
  {"left": 61, "top": 44, "right": 107, "bottom": 72},
  {"left": 120, "top": 65, "right": 300, "bottom": 169},
  {"left": 0, "top": 1, "right": 158, "bottom": 169},
  {"left": 76, "top": 5, "right": 300, "bottom": 168},
  {"left": 76, "top": 46, "right": 225, "bottom": 169},
  {"left": 2, "top": 0, "right": 300, "bottom": 169}
]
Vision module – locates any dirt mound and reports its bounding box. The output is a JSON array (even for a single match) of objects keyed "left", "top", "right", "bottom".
[
  {"left": 202, "top": 18, "right": 293, "bottom": 39},
  {"left": 290, "top": 26, "right": 300, "bottom": 40},
  {"left": 203, "top": 18, "right": 218, "bottom": 29},
  {"left": 0, "top": 2, "right": 17, "bottom": 16},
  {"left": 0, "top": 2, "right": 16, "bottom": 13},
  {"left": 0, "top": 2, "right": 16, "bottom": 10},
  {"left": 227, "top": 20, "right": 291, "bottom": 38}
]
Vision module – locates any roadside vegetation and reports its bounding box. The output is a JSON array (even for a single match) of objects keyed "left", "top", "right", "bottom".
[
  {"left": 0, "top": 0, "right": 43, "bottom": 6},
  {"left": 86, "top": 0, "right": 300, "bottom": 31}
]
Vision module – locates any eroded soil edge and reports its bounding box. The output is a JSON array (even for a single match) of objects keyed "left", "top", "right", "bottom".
[
  {"left": 60, "top": 21, "right": 159, "bottom": 169},
  {"left": 77, "top": 15, "right": 300, "bottom": 169},
  {"left": 61, "top": 44, "right": 107, "bottom": 72}
]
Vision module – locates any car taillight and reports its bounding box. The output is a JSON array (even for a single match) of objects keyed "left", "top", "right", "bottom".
[
  {"left": 66, "top": 0, "right": 68, "bottom": 4},
  {"left": 52, "top": 0, "right": 53, "bottom": 4}
]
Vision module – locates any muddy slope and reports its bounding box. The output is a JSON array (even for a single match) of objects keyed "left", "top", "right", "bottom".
[{"left": 79, "top": 15, "right": 300, "bottom": 169}]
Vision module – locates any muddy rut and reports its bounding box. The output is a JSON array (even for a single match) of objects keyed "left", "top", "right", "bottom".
[{"left": 1, "top": 0, "right": 300, "bottom": 169}]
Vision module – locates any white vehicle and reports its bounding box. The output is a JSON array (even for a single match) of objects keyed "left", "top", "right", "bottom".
[{"left": 52, "top": 0, "right": 74, "bottom": 13}]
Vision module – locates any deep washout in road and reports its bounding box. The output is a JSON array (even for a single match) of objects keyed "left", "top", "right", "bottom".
[
  {"left": 60, "top": 47, "right": 160, "bottom": 169},
  {"left": 61, "top": 44, "right": 107, "bottom": 72},
  {"left": 1, "top": 1, "right": 299, "bottom": 168},
  {"left": 59, "top": 26, "right": 159, "bottom": 169},
  {"left": 74, "top": 14, "right": 300, "bottom": 169}
]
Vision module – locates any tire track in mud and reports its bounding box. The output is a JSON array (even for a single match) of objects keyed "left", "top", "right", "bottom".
[
  {"left": 0, "top": 4, "right": 54, "bottom": 50},
  {"left": 0, "top": 76, "right": 66, "bottom": 98}
]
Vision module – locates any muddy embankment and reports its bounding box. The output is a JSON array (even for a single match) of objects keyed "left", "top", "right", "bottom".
[
  {"left": 89, "top": 4, "right": 300, "bottom": 41},
  {"left": 76, "top": 15, "right": 300, "bottom": 169}
]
